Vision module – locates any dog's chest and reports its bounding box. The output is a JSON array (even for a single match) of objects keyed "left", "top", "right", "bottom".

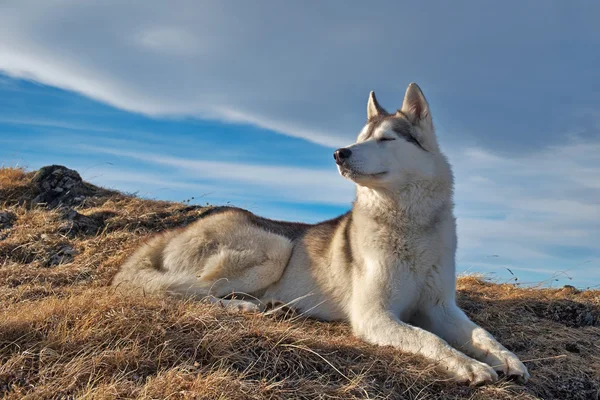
[
  {"left": 387, "top": 257, "right": 443, "bottom": 320},
  {"left": 370, "top": 226, "right": 440, "bottom": 268},
  {"left": 368, "top": 230, "right": 444, "bottom": 319}
]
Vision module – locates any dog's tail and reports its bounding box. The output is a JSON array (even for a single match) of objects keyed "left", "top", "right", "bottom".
[{"left": 111, "top": 232, "right": 209, "bottom": 298}]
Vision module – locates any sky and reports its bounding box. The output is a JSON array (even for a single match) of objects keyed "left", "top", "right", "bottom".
[{"left": 0, "top": 1, "right": 598, "bottom": 288}]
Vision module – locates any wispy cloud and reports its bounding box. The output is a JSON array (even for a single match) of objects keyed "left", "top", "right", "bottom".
[
  {"left": 215, "top": 107, "right": 344, "bottom": 148},
  {"left": 69, "top": 165, "right": 344, "bottom": 224},
  {"left": 78, "top": 145, "right": 355, "bottom": 206},
  {"left": 0, "top": 116, "right": 117, "bottom": 132}
]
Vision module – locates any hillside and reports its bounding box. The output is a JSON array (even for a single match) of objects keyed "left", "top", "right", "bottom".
[{"left": 1, "top": 165, "right": 598, "bottom": 399}]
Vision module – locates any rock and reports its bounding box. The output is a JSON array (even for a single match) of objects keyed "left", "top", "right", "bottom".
[
  {"left": 543, "top": 300, "right": 598, "bottom": 327},
  {"left": 565, "top": 342, "right": 580, "bottom": 353},
  {"left": 0, "top": 211, "right": 16, "bottom": 230},
  {"left": 561, "top": 284, "right": 580, "bottom": 294},
  {"left": 58, "top": 209, "right": 101, "bottom": 237},
  {"left": 31, "top": 165, "right": 95, "bottom": 209},
  {"left": 47, "top": 244, "right": 77, "bottom": 266},
  {"left": 57, "top": 208, "right": 118, "bottom": 237}
]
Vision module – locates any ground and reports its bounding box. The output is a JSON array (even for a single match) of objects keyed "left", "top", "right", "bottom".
[{"left": 0, "top": 165, "right": 598, "bottom": 400}]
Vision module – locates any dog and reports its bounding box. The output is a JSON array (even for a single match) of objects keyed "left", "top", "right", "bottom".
[{"left": 112, "top": 83, "right": 530, "bottom": 385}]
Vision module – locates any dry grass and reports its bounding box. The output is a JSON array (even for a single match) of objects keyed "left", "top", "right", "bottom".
[{"left": 1, "top": 166, "right": 599, "bottom": 399}]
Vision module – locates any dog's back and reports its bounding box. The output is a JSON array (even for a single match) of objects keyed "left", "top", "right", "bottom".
[{"left": 112, "top": 206, "right": 308, "bottom": 298}]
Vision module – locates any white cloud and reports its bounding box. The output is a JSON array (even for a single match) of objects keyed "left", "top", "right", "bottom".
[
  {"left": 1, "top": 1, "right": 597, "bottom": 148},
  {"left": 78, "top": 145, "right": 355, "bottom": 206},
  {"left": 448, "top": 139, "right": 600, "bottom": 276},
  {"left": 73, "top": 165, "right": 342, "bottom": 223}
]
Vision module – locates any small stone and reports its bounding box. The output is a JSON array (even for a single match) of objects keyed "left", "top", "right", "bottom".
[
  {"left": 565, "top": 343, "right": 580, "bottom": 353},
  {"left": 562, "top": 284, "right": 580, "bottom": 293},
  {"left": 47, "top": 244, "right": 77, "bottom": 266},
  {"left": 0, "top": 211, "right": 16, "bottom": 230},
  {"left": 66, "top": 209, "right": 79, "bottom": 220}
]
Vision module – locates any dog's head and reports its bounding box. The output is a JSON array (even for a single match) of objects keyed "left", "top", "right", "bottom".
[{"left": 335, "top": 83, "right": 444, "bottom": 190}]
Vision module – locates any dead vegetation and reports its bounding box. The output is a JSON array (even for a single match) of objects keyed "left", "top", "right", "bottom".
[{"left": 0, "top": 165, "right": 598, "bottom": 399}]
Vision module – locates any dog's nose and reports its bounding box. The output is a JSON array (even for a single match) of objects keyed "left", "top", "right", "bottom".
[{"left": 334, "top": 148, "right": 352, "bottom": 165}]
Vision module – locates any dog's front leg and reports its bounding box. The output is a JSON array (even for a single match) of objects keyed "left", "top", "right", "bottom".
[
  {"left": 350, "top": 304, "right": 498, "bottom": 385},
  {"left": 422, "top": 302, "right": 530, "bottom": 382}
]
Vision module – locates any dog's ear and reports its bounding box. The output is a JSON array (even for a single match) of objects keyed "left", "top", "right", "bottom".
[
  {"left": 367, "top": 91, "right": 387, "bottom": 120},
  {"left": 399, "top": 83, "right": 431, "bottom": 126}
]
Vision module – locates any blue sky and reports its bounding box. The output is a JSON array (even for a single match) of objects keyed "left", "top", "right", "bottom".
[{"left": 0, "top": 1, "right": 598, "bottom": 288}]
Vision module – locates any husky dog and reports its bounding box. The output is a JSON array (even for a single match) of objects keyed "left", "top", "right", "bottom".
[{"left": 112, "top": 83, "right": 529, "bottom": 385}]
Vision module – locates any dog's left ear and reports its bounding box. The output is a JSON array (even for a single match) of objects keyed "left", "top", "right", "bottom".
[
  {"left": 367, "top": 91, "right": 388, "bottom": 120},
  {"left": 399, "top": 83, "right": 431, "bottom": 127}
]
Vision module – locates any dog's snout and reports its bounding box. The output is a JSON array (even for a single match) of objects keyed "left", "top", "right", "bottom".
[{"left": 334, "top": 148, "right": 352, "bottom": 165}]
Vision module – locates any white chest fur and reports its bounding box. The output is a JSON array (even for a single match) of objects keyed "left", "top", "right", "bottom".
[
  {"left": 388, "top": 264, "right": 423, "bottom": 321},
  {"left": 358, "top": 217, "right": 453, "bottom": 322}
]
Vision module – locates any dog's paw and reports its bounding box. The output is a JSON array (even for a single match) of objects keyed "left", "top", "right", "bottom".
[
  {"left": 207, "top": 297, "right": 261, "bottom": 313},
  {"left": 452, "top": 359, "right": 498, "bottom": 386},
  {"left": 263, "top": 300, "right": 297, "bottom": 318},
  {"left": 229, "top": 300, "right": 261, "bottom": 313},
  {"left": 488, "top": 351, "right": 530, "bottom": 383}
]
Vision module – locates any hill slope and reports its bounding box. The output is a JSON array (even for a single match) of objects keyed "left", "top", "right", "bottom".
[{"left": 1, "top": 165, "right": 598, "bottom": 399}]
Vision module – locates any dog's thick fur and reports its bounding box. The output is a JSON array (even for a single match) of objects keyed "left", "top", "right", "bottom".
[{"left": 112, "top": 83, "right": 529, "bottom": 385}]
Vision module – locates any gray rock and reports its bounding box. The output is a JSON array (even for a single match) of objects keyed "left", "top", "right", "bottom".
[
  {"left": 0, "top": 211, "right": 16, "bottom": 230},
  {"left": 32, "top": 165, "right": 95, "bottom": 209},
  {"left": 47, "top": 244, "right": 77, "bottom": 266},
  {"left": 58, "top": 208, "right": 100, "bottom": 237}
]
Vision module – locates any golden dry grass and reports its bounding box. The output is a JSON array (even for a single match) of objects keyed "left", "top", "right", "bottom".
[{"left": 0, "top": 166, "right": 598, "bottom": 399}]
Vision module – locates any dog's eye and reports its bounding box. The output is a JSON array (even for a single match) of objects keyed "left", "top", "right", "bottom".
[{"left": 378, "top": 137, "right": 396, "bottom": 142}]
